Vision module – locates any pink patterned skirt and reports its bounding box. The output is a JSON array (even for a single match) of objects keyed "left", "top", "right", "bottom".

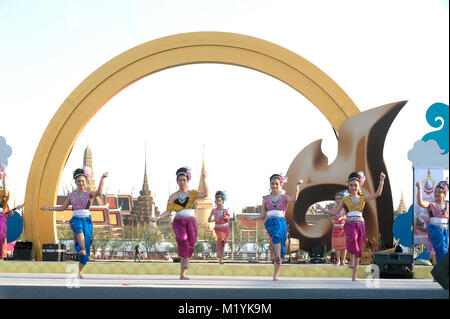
[
  {"left": 214, "top": 223, "right": 229, "bottom": 251},
  {"left": 344, "top": 220, "right": 366, "bottom": 258},
  {"left": 331, "top": 224, "right": 347, "bottom": 250},
  {"left": 172, "top": 217, "right": 198, "bottom": 259}
]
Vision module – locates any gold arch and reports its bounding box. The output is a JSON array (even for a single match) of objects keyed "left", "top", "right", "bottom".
[{"left": 24, "top": 31, "right": 359, "bottom": 260}]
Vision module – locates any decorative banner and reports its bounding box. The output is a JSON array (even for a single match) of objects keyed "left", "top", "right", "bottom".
[{"left": 413, "top": 166, "right": 444, "bottom": 245}]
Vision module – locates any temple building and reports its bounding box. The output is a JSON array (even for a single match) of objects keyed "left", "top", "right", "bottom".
[
  {"left": 124, "top": 153, "right": 160, "bottom": 226},
  {"left": 194, "top": 147, "right": 215, "bottom": 227},
  {"left": 83, "top": 144, "right": 102, "bottom": 205},
  {"left": 83, "top": 144, "right": 96, "bottom": 192},
  {"left": 55, "top": 144, "right": 161, "bottom": 236},
  {"left": 394, "top": 191, "right": 408, "bottom": 218}
]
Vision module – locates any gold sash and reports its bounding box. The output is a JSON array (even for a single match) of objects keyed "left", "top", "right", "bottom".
[
  {"left": 167, "top": 190, "right": 199, "bottom": 212},
  {"left": 343, "top": 195, "right": 365, "bottom": 213}
]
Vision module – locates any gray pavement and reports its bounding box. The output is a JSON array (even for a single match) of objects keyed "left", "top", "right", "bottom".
[{"left": 0, "top": 273, "right": 448, "bottom": 299}]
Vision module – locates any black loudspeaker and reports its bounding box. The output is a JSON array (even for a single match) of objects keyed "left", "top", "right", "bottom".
[
  {"left": 13, "top": 241, "right": 34, "bottom": 260},
  {"left": 372, "top": 252, "right": 414, "bottom": 279},
  {"left": 309, "top": 243, "right": 326, "bottom": 264},
  {"left": 42, "top": 243, "right": 67, "bottom": 261},
  {"left": 431, "top": 252, "right": 449, "bottom": 290},
  {"left": 65, "top": 252, "right": 78, "bottom": 261}
]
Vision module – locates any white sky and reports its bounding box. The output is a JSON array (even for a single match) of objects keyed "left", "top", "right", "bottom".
[{"left": 1, "top": 0, "right": 449, "bottom": 213}]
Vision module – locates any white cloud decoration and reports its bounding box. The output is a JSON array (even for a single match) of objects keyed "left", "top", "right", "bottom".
[
  {"left": 407, "top": 139, "right": 449, "bottom": 169},
  {"left": 0, "top": 136, "right": 13, "bottom": 168}
]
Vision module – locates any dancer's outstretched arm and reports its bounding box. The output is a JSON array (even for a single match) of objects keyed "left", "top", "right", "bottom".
[
  {"left": 316, "top": 203, "right": 339, "bottom": 216},
  {"left": 333, "top": 200, "right": 345, "bottom": 216},
  {"left": 287, "top": 179, "right": 303, "bottom": 203},
  {"left": 41, "top": 196, "right": 71, "bottom": 212},
  {"left": 246, "top": 198, "right": 266, "bottom": 220},
  {"left": 91, "top": 172, "right": 108, "bottom": 199},
  {"left": 365, "top": 172, "right": 386, "bottom": 202},
  {"left": 415, "top": 182, "right": 430, "bottom": 208},
  {"left": 151, "top": 193, "right": 177, "bottom": 222}
]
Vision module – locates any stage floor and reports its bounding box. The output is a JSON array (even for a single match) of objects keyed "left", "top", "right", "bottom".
[
  {"left": 0, "top": 273, "right": 447, "bottom": 299},
  {"left": 0, "top": 260, "right": 435, "bottom": 278},
  {"left": 0, "top": 261, "right": 447, "bottom": 299}
]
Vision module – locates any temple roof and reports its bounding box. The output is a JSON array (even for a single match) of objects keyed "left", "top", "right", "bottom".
[
  {"left": 197, "top": 145, "right": 211, "bottom": 200},
  {"left": 142, "top": 145, "right": 150, "bottom": 192},
  {"left": 396, "top": 191, "right": 408, "bottom": 213}
]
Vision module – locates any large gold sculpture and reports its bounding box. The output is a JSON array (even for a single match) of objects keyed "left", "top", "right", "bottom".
[
  {"left": 24, "top": 32, "right": 360, "bottom": 260},
  {"left": 284, "top": 101, "right": 407, "bottom": 252}
]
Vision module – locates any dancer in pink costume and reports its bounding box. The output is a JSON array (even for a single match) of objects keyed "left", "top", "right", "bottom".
[
  {"left": 152, "top": 167, "right": 208, "bottom": 280},
  {"left": 316, "top": 190, "right": 349, "bottom": 266},
  {"left": 247, "top": 173, "right": 303, "bottom": 281},
  {"left": 333, "top": 171, "right": 385, "bottom": 282},
  {"left": 208, "top": 191, "right": 230, "bottom": 264},
  {"left": 0, "top": 167, "right": 9, "bottom": 259}
]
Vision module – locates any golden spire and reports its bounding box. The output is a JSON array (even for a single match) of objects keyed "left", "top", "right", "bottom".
[
  {"left": 83, "top": 143, "right": 95, "bottom": 191},
  {"left": 198, "top": 145, "right": 208, "bottom": 197},
  {"left": 142, "top": 142, "right": 149, "bottom": 192},
  {"left": 195, "top": 144, "right": 214, "bottom": 227},
  {"left": 396, "top": 191, "right": 407, "bottom": 213}
]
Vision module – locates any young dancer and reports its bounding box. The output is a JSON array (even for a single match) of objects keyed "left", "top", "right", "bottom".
[
  {"left": 0, "top": 167, "right": 9, "bottom": 260},
  {"left": 333, "top": 171, "right": 385, "bottom": 282},
  {"left": 416, "top": 180, "right": 449, "bottom": 263},
  {"left": 247, "top": 174, "right": 303, "bottom": 281},
  {"left": 208, "top": 191, "right": 230, "bottom": 264},
  {"left": 316, "top": 190, "right": 348, "bottom": 266},
  {"left": 152, "top": 167, "right": 208, "bottom": 279},
  {"left": 41, "top": 167, "right": 108, "bottom": 278}
]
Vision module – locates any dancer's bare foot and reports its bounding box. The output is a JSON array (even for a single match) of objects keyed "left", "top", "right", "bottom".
[
  {"left": 180, "top": 276, "right": 190, "bottom": 280},
  {"left": 78, "top": 273, "right": 85, "bottom": 279},
  {"left": 273, "top": 277, "right": 280, "bottom": 281}
]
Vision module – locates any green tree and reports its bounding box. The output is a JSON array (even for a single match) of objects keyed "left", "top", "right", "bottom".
[
  {"left": 194, "top": 241, "right": 205, "bottom": 254},
  {"left": 93, "top": 230, "right": 111, "bottom": 260},
  {"left": 109, "top": 237, "right": 124, "bottom": 259},
  {"left": 122, "top": 223, "right": 144, "bottom": 259},
  {"left": 141, "top": 223, "right": 163, "bottom": 260},
  {"left": 208, "top": 236, "right": 217, "bottom": 254},
  {"left": 230, "top": 218, "right": 245, "bottom": 255},
  {"left": 56, "top": 225, "right": 73, "bottom": 241}
]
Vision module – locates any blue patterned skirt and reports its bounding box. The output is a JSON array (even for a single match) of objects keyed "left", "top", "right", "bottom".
[
  {"left": 69, "top": 216, "right": 93, "bottom": 265},
  {"left": 428, "top": 223, "right": 449, "bottom": 263},
  {"left": 264, "top": 217, "right": 288, "bottom": 259}
]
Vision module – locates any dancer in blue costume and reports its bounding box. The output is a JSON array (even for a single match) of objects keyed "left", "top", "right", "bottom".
[
  {"left": 416, "top": 180, "right": 449, "bottom": 263},
  {"left": 41, "top": 168, "right": 108, "bottom": 278},
  {"left": 247, "top": 174, "right": 302, "bottom": 281}
]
